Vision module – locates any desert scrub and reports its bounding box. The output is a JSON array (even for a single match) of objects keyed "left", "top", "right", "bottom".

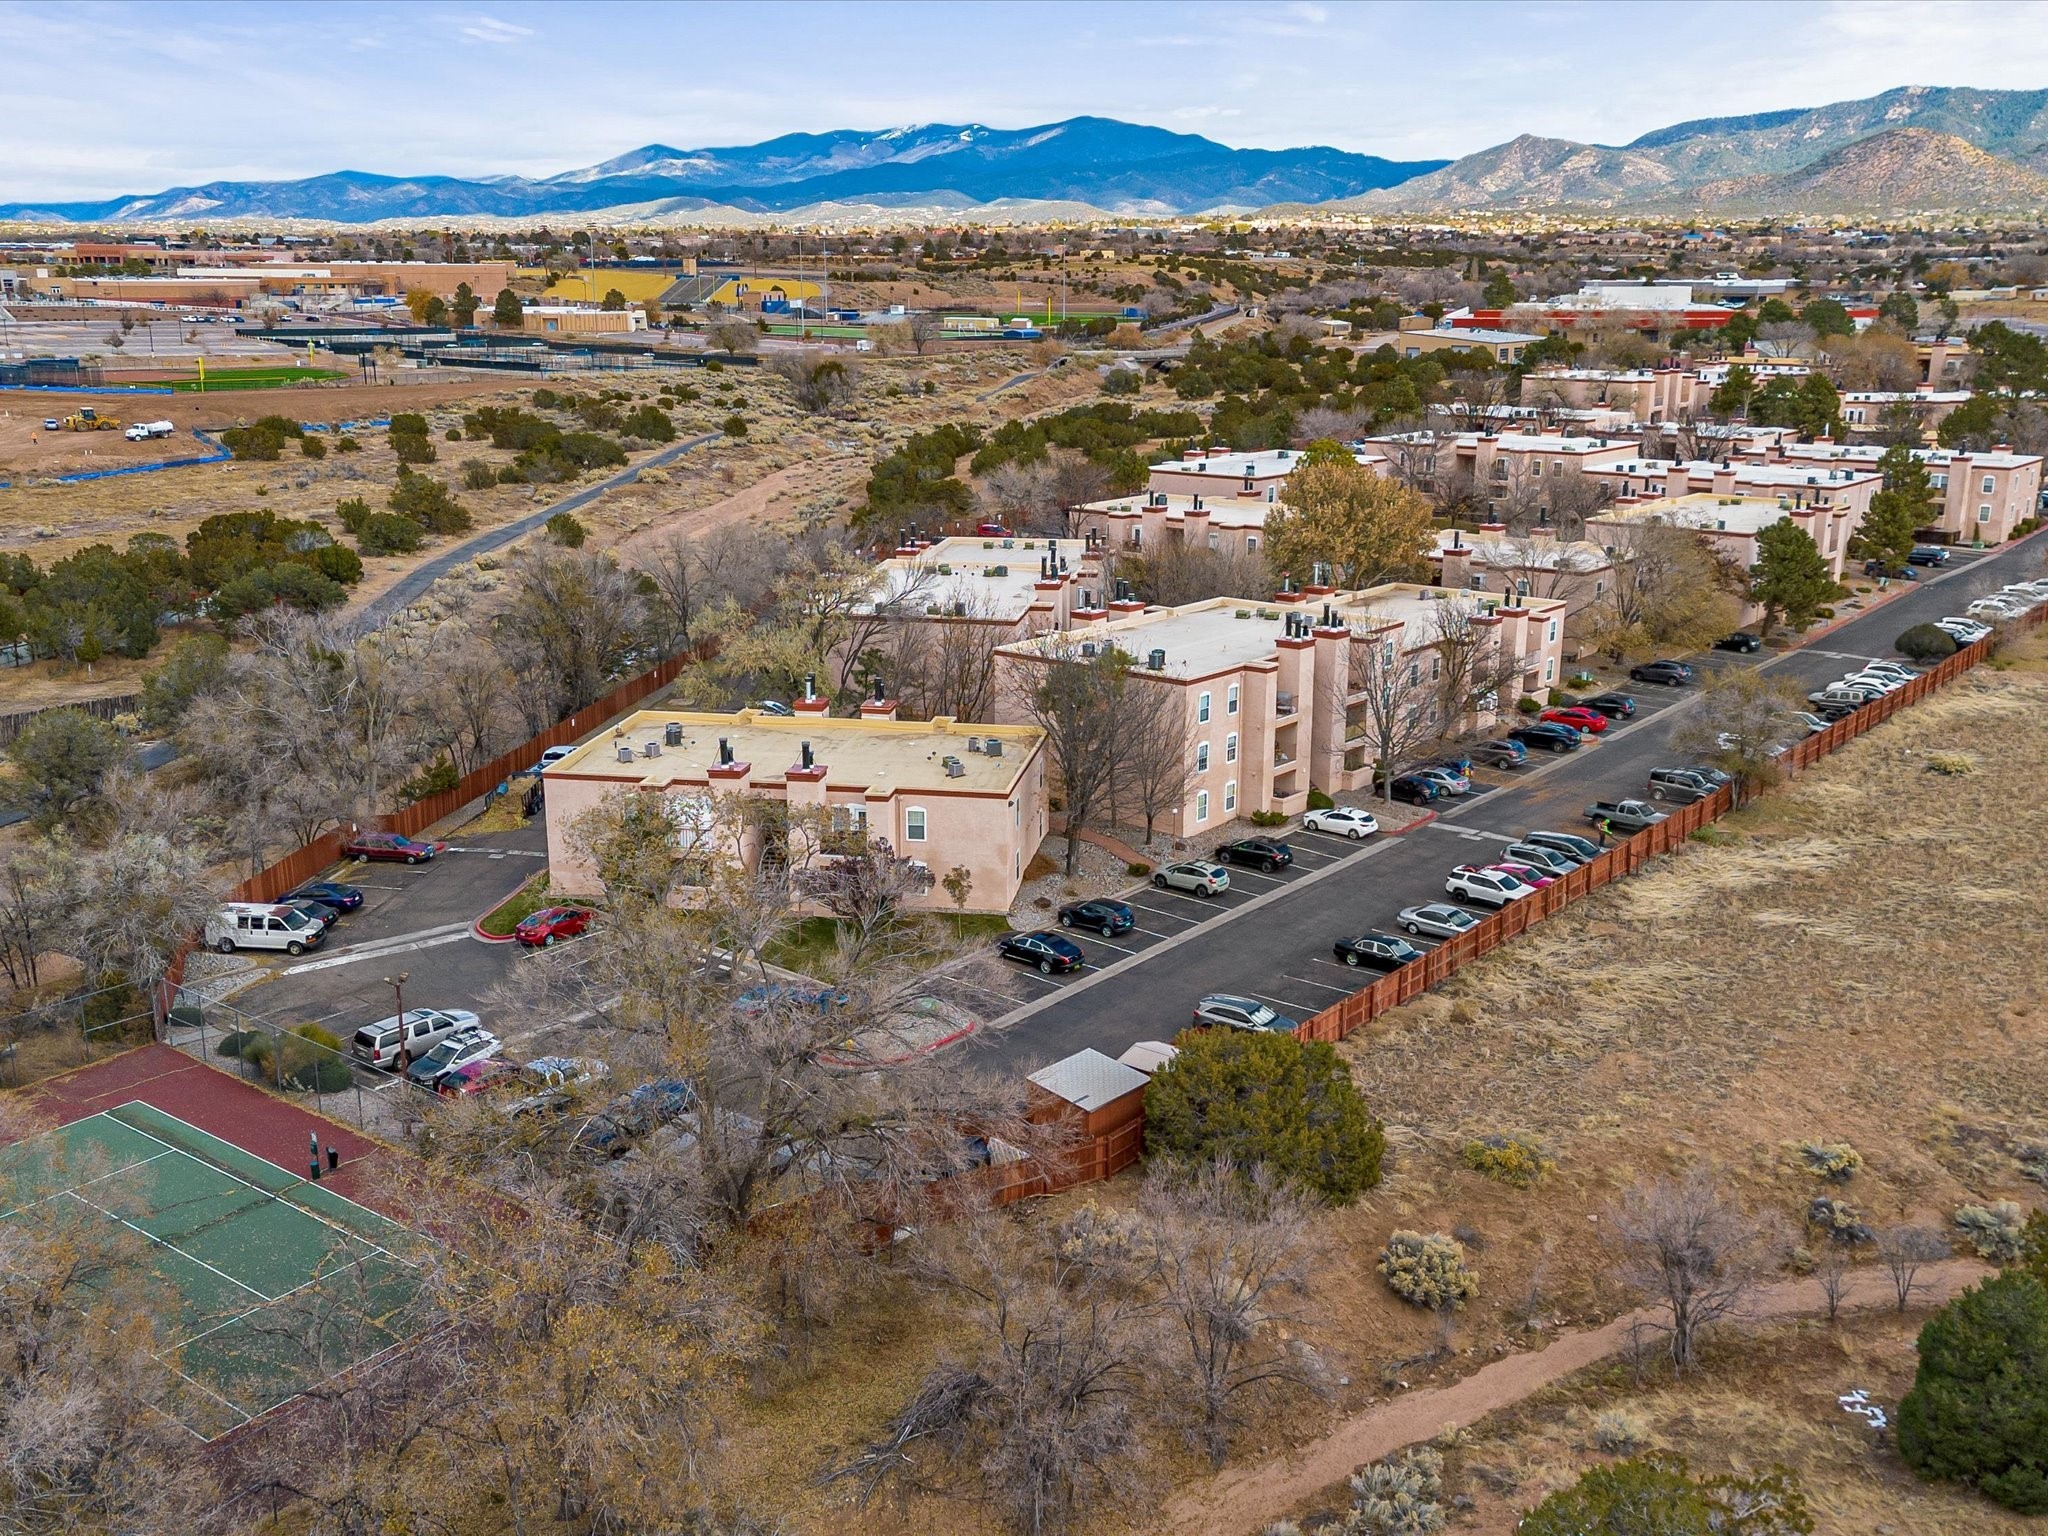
[
  {"left": 1460, "top": 1133, "right": 1554, "bottom": 1188},
  {"left": 1343, "top": 1447, "right": 1446, "bottom": 1535},
  {"left": 1808, "top": 1195, "right": 1872, "bottom": 1245},
  {"left": 1925, "top": 751, "right": 1976, "bottom": 776},
  {"left": 2020, "top": 1143, "right": 2048, "bottom": 1186},
  {"left": 1379, "top": 1231, "right": 1478, "bottom": 1311},
  {"left": 1591, "top": 1408, "right": 1648, "bottom": 1453},
  {"left": 1953, "top": 1200, "right": 2027, "bottom": 1261},
  {"left": 1799, "top": 1141, "right": 1863, "bottom": 1181}
]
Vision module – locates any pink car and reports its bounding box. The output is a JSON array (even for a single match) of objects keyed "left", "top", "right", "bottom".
[{"left": 1487, "top": 861, "right": 1557, "bottom": 890}]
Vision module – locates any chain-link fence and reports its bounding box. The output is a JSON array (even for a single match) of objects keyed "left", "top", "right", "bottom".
[
  {"left": 0, "top": 979, "right": 157, "bottom": 1087},
  {"left": 165, "top": 985, "right": 437, "bottom": 1140}
]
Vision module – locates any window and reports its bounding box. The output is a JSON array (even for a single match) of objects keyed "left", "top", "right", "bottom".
[
  {"left": 1932, "top": 473, "right": 1948, "bottom": 489},
  {"left": 905, "top": 807, "right": 927, "bottom": 842},
  {"left": 1515, "top": 578, "right": 1531, "bottom": 597},
  {"left": 1469, "top": 574, "right": 1487, "bottom": 590},
  {"left": 1979, "top": 504, "right": 1993, "bottom": 523},
  {"left": 1983, "top": 474, "right": 1996, "bottom": 494},
  {"left": 1197, "top": 691, "right": 1211, "bottom": 723},
  {"left": 1545, "top": 658, "right": 1556, "bottom": 682},
  {"left": 1245, "top": 535, "right": 1259, "bottom": 553},
  {"left": 1195, "top": 790, "right": 1210, "bottom": 822},
  {"left": 1225, "top": 732, "right": 1238, "bottom": 763},
  {"left": 1129, "top": 526, "right": 1142, "bottom": 547},
  {"left": 1223, "top": 780, "right": 1237, "bottom": 813},
  {"left": 1430, "top": 655, "right": 1441, "bottom": 681},
  {"left": 1531, "top": 459, "right": 1543, "bottom": 478},
  {"left": 1207, "top": 531, "right": 1219, "bottom": 549},
  {"left": 1548, "top": 619, "right": 1558, "bottom": 643},
  {"left": 1226, "top": 683, "right": 1240, "bottom": 715},
  {"left": 1243, "top": 478, "right": 1256, "bottom": 494},
  {"left": 1595, "top": 578, "right": 1605, "bottom": 596},
  {"left": 1196, "top": 742, "right": 1210, "bottom": 772}
]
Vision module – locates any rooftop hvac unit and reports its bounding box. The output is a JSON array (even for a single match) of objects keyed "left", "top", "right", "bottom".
[
  {"left": 642, "top": 740, "right": 661, "bottom": 757},
  {"left": 966, "top": 736, "right": 983, "bottom": 753},
  {"left": 986, "top": 738, "right": 1003, "bottom": 757},
  {"left": 943, "top": 756, "right": 966, "bottom": 778},
  {"left": 1147, "top": 648, "right": 1167, "bottom": 670},
  {"left": 615, "top": 743, "right": 635, "bottom": 763},
  {"left": 664, "top": 722, "right": 683, "bottom": 747},
  {"left": 1080, "top": 641, "right": 1098, "bottom": 657}
]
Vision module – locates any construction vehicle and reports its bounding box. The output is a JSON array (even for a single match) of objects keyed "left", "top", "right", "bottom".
[
  {"left": 62, "top": 407, "right": 120, "bottom": 432},
  {"left": 124, "top": 420, "right": 175, "bottom": 441}
]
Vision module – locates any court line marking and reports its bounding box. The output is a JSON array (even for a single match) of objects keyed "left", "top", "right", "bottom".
[{"left": 63, "top": 1188, "right": 273, "bottom": 1302}]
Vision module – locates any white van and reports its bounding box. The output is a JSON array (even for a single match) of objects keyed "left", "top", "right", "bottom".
[{"left": 205, "top": 903, "right": 328, "bottom": 957}]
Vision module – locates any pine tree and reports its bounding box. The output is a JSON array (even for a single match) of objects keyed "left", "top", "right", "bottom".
[
  {"left": 1897, "top": 1270, "right": 2048, "bottom": 1513},
  {"left": 1849, "top": 442, "right": 1931, "bottom": 571},
  {"left": 1749, "top": 519, "right": 1841, "bottom": 637}
]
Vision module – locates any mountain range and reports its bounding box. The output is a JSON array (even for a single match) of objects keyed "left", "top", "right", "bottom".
[{"left": 4, "top": 87, "right": 2048, "bottom": 226}]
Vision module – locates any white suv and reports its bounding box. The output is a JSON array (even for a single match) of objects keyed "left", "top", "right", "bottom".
[{"left": 1445, "top": 865, "right": 1533, "bottom": 908}]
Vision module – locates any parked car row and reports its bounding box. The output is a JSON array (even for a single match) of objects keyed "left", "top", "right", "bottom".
[
  {"left": 1808, "top": 659, "right": 1920, "bottom": 711},
  {"left": 1963, "top": 577, "right": 2048, "bottom": 623},
  {"left": 205, "top": 879, "right": 368, "bottom": 956}
]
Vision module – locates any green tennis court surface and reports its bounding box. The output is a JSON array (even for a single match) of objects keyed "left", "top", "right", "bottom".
[{"left": 1, "top": 1102, "right": 426, "bottom": 1439}]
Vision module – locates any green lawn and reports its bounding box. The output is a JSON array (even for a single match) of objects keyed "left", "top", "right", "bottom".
[
  {"left": 167, "top": 367, "right": 346, "bottom": 392},
  {"left": 477, "top": 874, "right": 557, "bottom": 937},
  {"left": 764, "top": 912, "right": 1012, "bottom": 977}
]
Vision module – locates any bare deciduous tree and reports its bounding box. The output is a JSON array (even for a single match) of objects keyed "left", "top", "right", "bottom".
[
  {"left": 492, "top": 547, "right": 646, "bottom": 724},
  {"left": 1117, "top": 678, "right": 1198, "bottom": 847},
  {"left": 1875, "top": 1224, "right": 1950, "bottom": 1312},
  {"left": 1586, "top": 519, "right": 1744, "bottom": 663},
  {"left": 1670, "top": 666, "right": 1803, "bottom": 803},
  {"left": 1004, "top": 634, "right": 1140, "bottom": 875},
  {"left": 1608, "top": 1165, "right": 1781, "bottom": 1372}
]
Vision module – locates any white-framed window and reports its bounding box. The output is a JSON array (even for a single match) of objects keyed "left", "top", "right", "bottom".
[
  {"left": 1979, "top": 504, "right": 1993, "bottom": 523},
  {"left": 1129, "top": 526, "right": 1143, "bottom": 547},
  {"left": 1430, "top": 655, "right": 1441, "bottom": 681},
  {"left": 1225, "top": 732, "right": 1238, "bottom": 763},
  {"left": 1548, "top": 619, "right": 1558, "bottom": 643},
  {"left": 905, "top": 807, "right": 927, "bottom": 842},
  {"left": 1531, "top": 459, "right": 1543, "bottom": 478},
  {"left": 1196, "top": 742, "right": 1210, "bottom": 772},
  {"left": 1226, "top": 683, "right": 1240, "bottom": 715},
  {"left": 1932, "top": 473, "right": 1948, "bottom": 488},
  {"left": 1223, "top": 780, "right": 1237, "bottom": 813},
  {"left": 1469, "top": 574, "right": 1487, "bottom": 590},
  {"left": 1245, "top": 535, "right": 1259, "bottom": 553},
  {"left": 1545, "top": 658, "right": 1556, "bottom": 682},
  {"left": 1407, "top": 660, "right": 1420, "bottom": 686},
  {"left": 1207, "top": 531, "right": 1219, "bottom": 549},
  {"left": 1595, "top": 578, "right": 1605, "bottom": 596},
  {"left": 1197, "top": 691, "right": 1211, "bottom": 723},
  {"left": 1195, "top": 790, "right": 1210, "bottom": 822},
  {"left": 1983, "top": 474, "right": 1996, "bottom": 494},
  {"left": 1516, "top": 578, "right": 1531, "bottom": 597}
]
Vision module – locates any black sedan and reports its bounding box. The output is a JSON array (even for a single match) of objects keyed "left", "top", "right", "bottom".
[
  {"left": 1507, "top": 722, "right": 1582, "bottom": 755},
  {"left": 1057, "top": 898, "right": 1134, "bottom": 937},
  {"left": 1387, "top": 775, "right": 1443, "bottom": 805},
  {"left": 1712, "top": 632, "right": 1762, "bottom": 654},
  {"left": 1630, "top": 659, "right": 1697, "bottom": 686},
  {"left": 996, "top": 930, "right": 1085, "bottom": 975},
  {"left": 1579, "top": 692, "right": 1637, "bottom": 719},
  {"left": 287, "top": 881, "right": 364, "bottom": 913},
  {"left": 1332, "top": 932, "right": 1424, "bottom": 970},
  {"left": 1215, "top": 837, "right": 1293, "bottom": 871}
]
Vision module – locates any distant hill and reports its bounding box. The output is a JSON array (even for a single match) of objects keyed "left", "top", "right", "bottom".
[
  {"left": 0, "top": 118, "right": 1444, "bottom": 225},
  {"left": 11, "top": 86, "right": 2048, "bottom": 226}
]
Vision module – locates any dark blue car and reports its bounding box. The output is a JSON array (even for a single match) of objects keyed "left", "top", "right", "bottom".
[
  {"left": 287, "top": 881, "right": 364, "bottom": 912},
  {"left": 734, "top": 984, "right": 850, "bottom": 1016},
  {"left": 997, "top": 931, "right": 1085, "bottom": 975},
  {"left": 574, "top": 1078, "right": 697, "bottom": 1158},
  {"left": 1056, "top": 898, "right": 1134, "bottom": 937}
]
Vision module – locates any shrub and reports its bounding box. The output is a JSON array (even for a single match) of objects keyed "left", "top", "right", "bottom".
[
  {"left": 1521, "top": 1457, "right": 1813, "bottom": 1535},
  {"left": 1799, "top": 1141, "right": 1862, "bottom": 1181},
  {"left": 1955, "top": 1201, "right": 2028, "bottom": 1262},
  {"left": 391, "top": 432, "right": 437, "bottom": 465},
  {"left": 1517, "top": 695, "right": 1542, "bottom": 714},
  {"left": 444, "top": 427, "right": 462, "bottom": 442},
  {"left": 552, "top": 431, "right": 626, "bottom": 469},
  {"left": 1590, "top": 1409, "right": 1648, "bottom": 1454},
  {"left": 720, "top": 413, "right": 748, "bottom": 436},
  {"left": 400, "top": 755, "right": 459, "bottom": 803},
  {"left": 210, "top": 562, "right": 346, "bottom": 620},
  {"left": 299, "top": 435, "right": 327, "bottom": 460},
  {"left": 1343, "top": 1448, "right": 1445, "bottom": 1534},
  {"left": 2021, "top": 1143, "right": 2048, "bottom": 1187},
  {"left": 460, "top": 458, "right": 498, "bottom": 490},
  {"left": 1379, "top": 1231, "right": 1478, "bottom": 1310},
  {"left": 1925, "top": 752, "right": 1975, "bottom": 776},
  {"left": 620, "top": 403, "right": 676, "bottom": 442},
  {"left": 1125, "top": 860, "right": 1151, "bottom": 876},
  {"left": 1460, "top": 1133, "right": 1554, "bottom": 1188},
  {"left": 334, "top": 434, "right": 360, "bottom": 453},
  {"left": 285, "top": 1056, "right": 352, "bottom": 1092},
  {"left": 1100, "top": 366, "right": 1142, "bottom": 396},
  {"left": 1807, "top": 1195, "right": 1872, "bottom": 1245},
  {"left": 1305, "top": 789, "right": 1335, "bottom": 811},
  {"left": 1248, "top": 809, "right": 1288, "bottom": 827},
  {"left": 306, "top": 544, "right": 363, "bottom": 585},
  {"left": 335, "top": 496, "right": 373, "bottom": 534},
  {"left": 1897, "top": 1270, "right": 2048, "bottom": 1512},
  {"left": 388, "top": 472, "right": 471, "bottom": 534},
  {"left": 357, "top": 512, "right": 424, "bottom": 556},
  {"left": 1143, "top": 1028, "right": 1384, "bottom": 1204},
  {"left": 545, "top": 512, "right": 588, "bottom": 548},
  {"left": 1897, "top": 622, "right": 1960, "bottom": 660}
]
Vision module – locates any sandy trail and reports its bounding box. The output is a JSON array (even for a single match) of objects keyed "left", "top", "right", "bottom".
[{"left": 1160, "top": 1259, "right": 1989, "bottom": 1535}]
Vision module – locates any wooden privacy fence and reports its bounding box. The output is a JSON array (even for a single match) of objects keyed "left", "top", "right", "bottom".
[
  {"left": 222, "top": 646, "right": 705, "bottom": 906},
  {"left": 0, "top": 692, "right": 141, "bottom": 747}
]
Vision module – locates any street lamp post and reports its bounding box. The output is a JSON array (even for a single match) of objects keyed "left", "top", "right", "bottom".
[{"left": 381, "top": 971, "right": 410, "bottom": 1025}]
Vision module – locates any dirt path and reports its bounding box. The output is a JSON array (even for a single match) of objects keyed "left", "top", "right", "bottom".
[
  {"left": 1159, "top": 1259, "right": 1989, "bottom": 1535},
  {"left": 612, "top": 447, "right": 870, "bottom": 555}
]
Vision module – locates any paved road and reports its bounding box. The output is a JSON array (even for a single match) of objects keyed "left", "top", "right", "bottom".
[
  {"left": 969, "top": 535, "right": 2044, "bottom": 1075},
  {"left": 359, "top": 430, "right": 719, "bottom": 625}
]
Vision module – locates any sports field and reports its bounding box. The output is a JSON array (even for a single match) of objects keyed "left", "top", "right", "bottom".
[{"left": 1, "top": 1100, "right": 425, "bottom": 1439}]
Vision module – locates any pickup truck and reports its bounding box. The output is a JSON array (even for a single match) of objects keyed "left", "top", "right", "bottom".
[{"left": 1584, "top": 799, "right": 1668, "bottom": 834}]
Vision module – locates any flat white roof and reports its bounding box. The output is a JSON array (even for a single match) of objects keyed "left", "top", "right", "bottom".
[
  {"left": 1436, "top": 328, "right": 1545, "bottom": 344},
  {"left": 1595, "top": 457, "right": 1879, "bottom": 488},
  {"left": 1079, "top": 492, "right": 1275, "bottom": 528},
  {"left": 1151, "top": 447, "right": 1308, "bottom": 478},
  {"left": 1598, "top": 495, "right": 1802, "bottom": 535},
  {"left": 1774, "top": 443, "right": 2044, "bottom": 471},
  {"left": 860, "top": 536, "right": 1089, "bottom": 622},
  {"left": 1433, "top": 528, "right": 1610, "bottom": 571}
]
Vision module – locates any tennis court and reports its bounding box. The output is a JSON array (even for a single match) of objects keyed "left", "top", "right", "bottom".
[{"left": 1, "top": 1101, "right": 426, "bottom": 1440}]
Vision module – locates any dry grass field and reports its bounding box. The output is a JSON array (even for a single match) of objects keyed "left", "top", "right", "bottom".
[{"left": 707, "top": 639, "right": 2048, "bottom": 1535}]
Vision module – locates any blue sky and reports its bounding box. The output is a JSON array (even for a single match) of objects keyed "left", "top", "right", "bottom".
[{"left": 7, "top": 0, "right": 2048, "bottom": 199}]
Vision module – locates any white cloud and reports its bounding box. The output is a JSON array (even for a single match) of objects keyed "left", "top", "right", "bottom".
[
  {"left": 450, "top": 12, "right": 535, "bottom": 44},
  {"left": 1285, "top": 2, "right": 1329, "bottom": 21}
]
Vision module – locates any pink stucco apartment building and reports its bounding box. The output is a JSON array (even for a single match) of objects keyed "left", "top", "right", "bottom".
[
  {"left": 1585, "top": 492, "right": 1855, "bottom": 627},
  {"left": 1726, "top": 441, "right": 2043, "bottom": 545},
  {"left": 994, "top": 584, "right": 1566, "bottom": 836},
  {"left": 541, "top": 708, "right": 1047, "bottom": 914}
]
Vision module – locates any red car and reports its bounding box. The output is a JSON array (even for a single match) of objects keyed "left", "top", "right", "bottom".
[
  {"left": 342, "top": 831, "right": 448, "bottom": 864},
  {"left": 1487, "top": 861, "right": 1557, "bottom": 890},
  {"left": 1540, "top": 707, "right": 1609, "bottom": 734},
  {"left": 515, "top": 905, "right": 594, "bottom": 947},
  {"left": 975, "top": 522, "right": 1013, "bottom": 537},
  {"left": 436, "top": 1058, "right": 518, "bottom": 1097}
]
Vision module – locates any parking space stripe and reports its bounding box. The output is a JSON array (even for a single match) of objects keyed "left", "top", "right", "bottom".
[
  {"left": 1218, "top": 867, "right": 1287, "bottom": 887},
  {"left": 1128, "top": 903, "right": 1195, "bottom": 925},
  {"left": 1283, "top": 973, "right": 1361, "bottom": 996},
  {"left": 1242, "top": 989, "right": 1325, "bottom": 1016}
]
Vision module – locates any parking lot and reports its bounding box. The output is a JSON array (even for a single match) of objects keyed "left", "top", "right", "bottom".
[{"left": 974, "top": 534, "right": 2039, "bottom": 1073}]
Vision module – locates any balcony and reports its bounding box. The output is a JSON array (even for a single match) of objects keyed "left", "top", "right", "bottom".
[
  {"left": 1272, "top": 750, "right": 1296, "bottom": 768},
  {"left": 1275, "top": 691, "right": 1297, "bottom": 717}
]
